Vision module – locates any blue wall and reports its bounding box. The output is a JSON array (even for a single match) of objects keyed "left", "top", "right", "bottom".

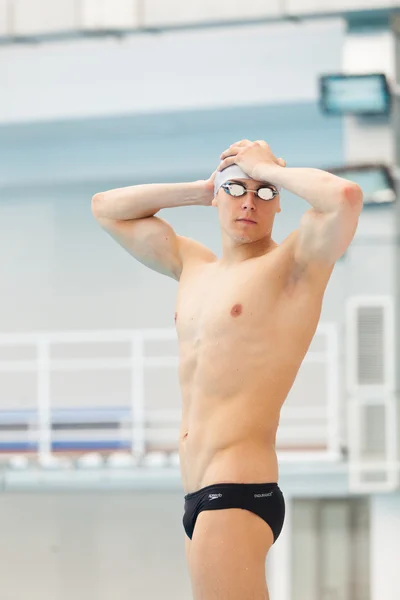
[{"left": 0, "top": 101, "right": 344, "bottom": 191}]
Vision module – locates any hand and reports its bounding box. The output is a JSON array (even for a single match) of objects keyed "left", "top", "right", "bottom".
[
  {"left": 203, "top": 169, "right": 218, "bottom": 205},
  {"left": 218, "top": 140, "right": 286, "bottom": 180}
]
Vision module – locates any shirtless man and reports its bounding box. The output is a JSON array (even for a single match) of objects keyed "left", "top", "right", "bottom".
[{"left": 92, "top": 139, "right": 363, "bottom": 599}]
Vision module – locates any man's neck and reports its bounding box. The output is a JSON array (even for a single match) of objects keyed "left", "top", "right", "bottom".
[{"left": 220, "top": 235, "right": 277, "bottom": 265}]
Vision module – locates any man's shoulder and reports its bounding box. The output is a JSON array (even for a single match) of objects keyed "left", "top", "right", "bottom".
[
  {"left": 178, "top": 236, "right": 217, "bottom": 278},
  {"left": 278, "top": 230, "right": 335, "bottom": 292},
  {"left": 259, "top": 231, "right": 298, "bottom": 264},
  {"left": 259, "top": 230, "right": 334, "bottom": 293},
  {"left": 276, "top": 230, "right": 299, "bottom": 250}
]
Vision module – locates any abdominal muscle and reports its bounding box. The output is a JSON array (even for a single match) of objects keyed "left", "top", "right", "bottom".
[
  {"left": 177, "top": 362, "right": 293, "bottom": 494},
  {"left": 175, "top": 312, "right": 313, "bottom": 494},
  {"left": 179, "top": 423, "right": 280, "bottom": 494}
]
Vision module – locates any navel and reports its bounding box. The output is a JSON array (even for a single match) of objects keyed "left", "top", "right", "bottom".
[{"left": 230, "top": 303, "right": 243, "bottom": 317}]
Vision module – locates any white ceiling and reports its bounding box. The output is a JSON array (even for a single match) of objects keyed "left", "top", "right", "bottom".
[{"left": 0, "top": 0, "right": 395, "bottom": 38}]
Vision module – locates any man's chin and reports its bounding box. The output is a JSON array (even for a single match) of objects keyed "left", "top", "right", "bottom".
[{"left": 231, "top": 233, "right": 256, "bottom": 244}]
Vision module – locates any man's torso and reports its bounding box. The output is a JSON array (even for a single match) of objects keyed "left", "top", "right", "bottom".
[{"left": 175, "top": 233, "right": 333, "bottom": 493}]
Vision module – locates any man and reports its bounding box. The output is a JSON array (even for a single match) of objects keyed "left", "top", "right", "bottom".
[{"left": 92, "top": 139, "right": 363, "bottom": 599}]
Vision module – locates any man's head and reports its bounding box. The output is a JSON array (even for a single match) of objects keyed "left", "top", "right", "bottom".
[{"left": 212, "top": 165, "right": 281, "bottom": 244}]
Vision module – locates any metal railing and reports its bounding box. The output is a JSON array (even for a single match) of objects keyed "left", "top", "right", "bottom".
[{"left": 0, "top": 324, "right": 340, "bottom": 464}]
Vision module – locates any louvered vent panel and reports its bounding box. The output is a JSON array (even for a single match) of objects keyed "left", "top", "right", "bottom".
[
  {"left": 361, "top": 404, "right": 385, "bottom": 457},
  {"left": 357, "top": 306, "right": 384, "bottom": 385}
]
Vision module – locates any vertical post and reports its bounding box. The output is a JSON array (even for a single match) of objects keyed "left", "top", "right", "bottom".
[
  {"left": 326, "top": 324, "right": 340, "bottom": 457},
  {"left": 131, "top": 333, "right": 145, "bottom": 458},
  {"left": 347, "top": 396, "right": 361, "bottom": 491},
  {"left": 391, "top": 13, "right": 400, "bottom": 489},
  {"left": 37, "top": 338, "right": 51, "bottom": 460},
  {"left": 136, "top": 0, "right": 145, "bottom": 27},
  {"left": 267, "top": 495, "right": 292, "bottom": 600},
  {"left": 370, "top": 493, "right": 400, "bottom": 600},
  {"left": 74, "top": 0, "right": 83, "bottom": 29},
  {"left": 385, "top": 395, "right": 399, "bottom": 489}
]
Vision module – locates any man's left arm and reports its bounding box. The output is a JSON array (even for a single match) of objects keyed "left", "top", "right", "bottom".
[{"left": 257, "top": 164, "right": 364, "bottom": 268}]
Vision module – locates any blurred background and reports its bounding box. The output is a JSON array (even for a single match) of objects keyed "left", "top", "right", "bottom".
[{"left": 0, "top": 1, "right": 399, "bottom": 599}]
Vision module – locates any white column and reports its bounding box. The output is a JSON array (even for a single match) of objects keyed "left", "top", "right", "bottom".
[
  {"left": 342, "top": 24, "right": 399, "bottom": 493},
  {"left": 343, "top": 28, "right": 395, "bottom": 164},
  {"left": 267, "top": 494, "right": 292, "bottom": 600},
  {"left": 370, "top": 493, "right": 400, "bottom": 600}
]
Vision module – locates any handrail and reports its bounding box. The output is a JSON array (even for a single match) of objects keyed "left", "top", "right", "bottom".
[{"left": 0, "top": 324, "right": 340, "bottom": 461}]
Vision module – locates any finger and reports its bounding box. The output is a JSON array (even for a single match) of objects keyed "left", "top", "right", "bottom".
[
  {"left": 220, "top": 139, "right": 252, "bottom": 159},
  {"left": 217, "top": 156, "right": 237, "bottom": 171},
  {"left": 219, "top": 146, "right": 240, "bottom": 160},
  {"left": 277, "top": 157, "right": 286, "bottom": 167}
]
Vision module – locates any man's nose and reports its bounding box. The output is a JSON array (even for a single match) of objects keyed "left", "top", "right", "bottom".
[{"left": 241, "top": 191, "right": 257, "bottom": 210}]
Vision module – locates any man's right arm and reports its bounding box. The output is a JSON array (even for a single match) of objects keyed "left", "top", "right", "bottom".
[{"left": 91, "top": 179, "right": 216, "bottom": 281}]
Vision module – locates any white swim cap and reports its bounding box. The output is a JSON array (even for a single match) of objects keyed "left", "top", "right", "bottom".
[
  {"left": 214, "top": 165, "right": 253, "bottom": 197},
  {"left": 214, "top": 164, "right": 281, "bottom": 197}
]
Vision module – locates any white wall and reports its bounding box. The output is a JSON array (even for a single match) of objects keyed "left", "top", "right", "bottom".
[
  {"left": 0, "top": 484, "right": 383, "bottom": 600},
  {"left": 370, "top": 493, "right": 400, "bottom": 600},
  {"left": 0, "top": 491, "right": 192, "bottom": 600},
  {"left": 0, "top": 19, "right": 344, "bottom": 123}
]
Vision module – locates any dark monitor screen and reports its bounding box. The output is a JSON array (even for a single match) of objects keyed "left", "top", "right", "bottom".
[{"left": 320, "top": 73, "right": 391, "bottom": 116}]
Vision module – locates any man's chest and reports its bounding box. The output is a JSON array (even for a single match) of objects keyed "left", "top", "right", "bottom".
[{"left": 175, "top": 261, "right": 285, "bottom": 340}]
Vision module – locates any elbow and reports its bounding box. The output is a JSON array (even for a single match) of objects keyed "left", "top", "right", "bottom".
[
  {"left": 341, "top": 183, "right": 363, "bottom": 211},
  {"left": 91, "top": 192, "right": 106, "bottom": 219}
]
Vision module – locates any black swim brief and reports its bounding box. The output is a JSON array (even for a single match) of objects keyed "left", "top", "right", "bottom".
[{"left": 183, "top": 482, "right": 285, "bottom": 543}]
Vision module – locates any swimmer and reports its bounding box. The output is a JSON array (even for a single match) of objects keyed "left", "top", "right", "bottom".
[{"left": 92, "top": 139, "right": 363, "bottom": 599}]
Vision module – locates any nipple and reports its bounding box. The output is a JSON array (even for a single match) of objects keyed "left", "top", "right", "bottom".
[{"left": 230, "top": 304, "right": 243, "bottom": 317}]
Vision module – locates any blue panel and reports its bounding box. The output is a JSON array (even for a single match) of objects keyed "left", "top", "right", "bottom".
[
  {"left": 0, "top": 441, "right": 131, "bottom": 452},
  {"left": 0, "top": 443, "right": 37, "bottom": 451},
  {"left": 0, "top": 102, "right": 344, "bottom": 190},
  {"left": 51, "top": 441, "right": 130, "bottom": 450}
]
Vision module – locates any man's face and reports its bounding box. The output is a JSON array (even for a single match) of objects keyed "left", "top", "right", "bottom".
[{"left": 212, "top": 179, "right": 281, "bottom": 243}]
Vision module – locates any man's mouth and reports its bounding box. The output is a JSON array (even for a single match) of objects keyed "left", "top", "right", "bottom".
[{"left": 237, "top": 218, "right": 257, "bottom": 224}]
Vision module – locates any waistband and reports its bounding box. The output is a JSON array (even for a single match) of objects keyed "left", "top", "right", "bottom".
[{"left": 184, "top": 481, "right": 279, "bottom": 501}]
